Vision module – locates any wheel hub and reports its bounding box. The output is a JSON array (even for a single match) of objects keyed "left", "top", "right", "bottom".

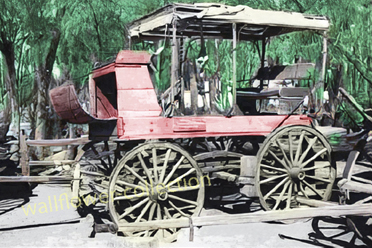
[
  {"left": 149, "top": 184, "right": 168, "bottom": 202},
  {"left": 289, "top": 167, "right": 305, "bottom": 181}
]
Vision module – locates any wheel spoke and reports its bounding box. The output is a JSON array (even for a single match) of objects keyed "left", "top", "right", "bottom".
[
  {"left": 301, "top": 148, "right": 328, "bottom": 168},
  {"left": 289, "top": 132, "right": 294, "bottom": 164},
  {"left": 119, "top": 198, "right": 149, "bottom": 219},
  {"left": 137, "top": 153, "right": 153, "bottom": 185},
  {"left": 169, "top": 200, "right": 190, "bottom": 217},
  {"left": 168, "top": 194, "right": 198, "bottom": 206},
  {"left": 124, "top": 164, "right": 149, "bottom": 186},
  {"left": 286, "top": 182, "right": 293, "bottom": 209},
  {"left": 116, "top": 180, "right": 139, "bottom": 189},
  {"left": 276, "top": 140, "right": 291, "bottom": 168},
  {"left": 135, "top": 201, "right": 152, "bottom": 222},
  {"left": 156, "top": 203, "right": 165, "bottom": 238},
  {"left": 298, "top": 137, "right": 318, "bottom": 165},
  {"left": 302, "top": 180, "right": 324, "bottom": 198},
  {"left": 302, "top": 162, "right": 330, "bottom": 172},
  {"left": 152, "top": 148, "right": 158, "bottom": 184},
  {"left": 260, "top": 164, "right": 287, "bottom": 173},
  {"left": 168, "top": 184, "right": 200, "bottom": 193},
  {"left": 157, "top": 203, "right": 162, "bottom": 221},
  {"left": 294, "top": 131, "right": 305, "bottom": 164},
  {"left": 272, "top": 181, "right": 291, "bottom": 210},
  {"left": 263, "top": 177, "right": 289, "bottom": 201},
  {"left": 159, "top": 149, "right": 171, "bottom": 184},
  {"left": 299, "top": 183, "right": 309, "bottom": 198},
  {"left": 148, "top": 202, "right": 156, "bottom": 221},
  {"left": 163, "top": 155, "right": 185, "bottom": 185},
  {"left": 268, "top": 150, "right": 290, "bottom": 171},
  {"left": 163, "top": 206, "right": 178, "bottom": 233},
  {"left": 259, "top": 174, "right": 288, "bottom": 185},
  {"left": 104, "top": 141, "right": 113, "bottom": 169},
  {"left": 305, "top": 175, "right": 331, "bottom": 183},
  {"left": 114, "top": 192, "right": 148, "bottom": 201},
  {"left": 163, "top": 206, "right": 172, "bottom": 219},
  {"left": 166, "top": 168, "right": 196, "bottom": 188}
]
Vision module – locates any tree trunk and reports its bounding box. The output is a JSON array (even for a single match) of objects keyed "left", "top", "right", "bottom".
[
  {"left": 34, "top": 29, "right": 61, "bottom": 158},
  {"left": 1, "top": 41, "right": 19, "bottom": 139}
]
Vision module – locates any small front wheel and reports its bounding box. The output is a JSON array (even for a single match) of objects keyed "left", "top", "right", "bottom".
[{"left": 108, "top": 142, "right": 205, "bottom": 241}]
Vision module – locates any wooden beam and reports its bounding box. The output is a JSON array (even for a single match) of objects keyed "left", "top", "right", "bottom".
[
  {"left": 71, "top": 163, "right": 81, "bottom": 204},
  {"left": 19, "top": 130, "right": 29, "bottom": 176},
  {"left": 28, "top": 160, "right": 76, "bottom": 166},
  {"left": 296, "top": 196, "right": 337, "bottom": 207},
  {"left": 26, "top": 136, "right": 90, "bottom": 147},
  {"left": 118, "top": 203, "right": 372, "bottom": 233},
  {"left": 338, "top": 179, "right": 372, "bottom": 195},
  {"left": 0, "top": 176, "right": 73, "bottom": 183}
]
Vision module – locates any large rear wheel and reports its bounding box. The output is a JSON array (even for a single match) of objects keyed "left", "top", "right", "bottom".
[{"left": 256, "top": 125, "right": 335, "bottom": 211}]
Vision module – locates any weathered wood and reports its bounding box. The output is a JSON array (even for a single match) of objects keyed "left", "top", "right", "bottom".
[
  {"left": 26, "top": 136, "right": 90, "bottom": 147},
  {"left": 200, "top": 164, "right": 240, "bottom": 173},
  {"left": 338, "top": 179, "right": 372, "bottom": 194},
  {"left": 296, "top": 196, "right": 338, "bottom": 207},
  {"left": 0, "top": 176, "right": 73, "bottom": 183},
  {"left": 336, "top": 161, "right": 372, "bottom": 178},
  {"left": 118, "top": 203, "right": 372, "bottom": 233},
  {"left": 71, "top": 163, "right": 81, "bottom": 204},
  {"left": 74, "top": 146, "right": 86, "bottom": 162},
  {"left": 29, "top": 160, "right": 76, "bottom": 166},
  {"left": 19, "top": 130, "right": 29, "bottom": 176},
  {"left": 212, "top": 171, "right": 237, "bottom": 182}
]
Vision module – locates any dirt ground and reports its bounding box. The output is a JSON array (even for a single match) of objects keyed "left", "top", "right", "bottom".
[{"left": 0, "top": 183, "right": 366, "bottom": 248}]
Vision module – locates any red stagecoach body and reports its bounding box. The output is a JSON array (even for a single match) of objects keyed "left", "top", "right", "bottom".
[{"left": 50, "top": 50, "right": 311, "bottom": 141}]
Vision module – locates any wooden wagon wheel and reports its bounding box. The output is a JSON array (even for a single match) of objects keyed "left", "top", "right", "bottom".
[
  {"left": 256, "top": 125, "right": 335, "bottom": 211},
  {"left": 108, "top": 142, "right": 205, "bottom": 241},
  {"left": 311, "top": 216, "right": 372, "bottom": 247},
  {"left": 76, "top": 141, "right": 125, "bottom": 217}
]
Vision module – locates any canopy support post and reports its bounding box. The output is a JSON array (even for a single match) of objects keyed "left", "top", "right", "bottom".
[
  {"left": 232, "top": 23, "right": 237, "bottom": 106},
  {"left": 260, "top": 37, "right": 266, "bottom": 90},
  {"left": 171, "top": 20, "right": 179, "bottom": 109},
  {"left": 319, "top": 32, "right": 328, "bottom": 104}
]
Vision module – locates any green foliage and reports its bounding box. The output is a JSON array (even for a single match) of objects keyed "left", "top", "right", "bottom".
[{"left": 0, "top": 0, "right": 371, "bottom": 131}]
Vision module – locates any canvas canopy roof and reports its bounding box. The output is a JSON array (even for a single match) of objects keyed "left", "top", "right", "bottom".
[{"left": 129, "top": 3, "right": 330, "bottom": 40}]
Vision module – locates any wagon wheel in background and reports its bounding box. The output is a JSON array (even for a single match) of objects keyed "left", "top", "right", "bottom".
[
  {"left": 311, "top": 216, "right": 372, "bottom": 247},
  {"left": 108, "top": 142, "right": 205, "bottom": 242},
  {"left": 76, "top": 141, "right": 126, "bottom": 218},
  {"left": 256, "top": 125, "right": 335, "bottom": 211}
]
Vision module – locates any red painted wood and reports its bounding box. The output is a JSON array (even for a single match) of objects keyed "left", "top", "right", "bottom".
[
  {"left": 116, "top": 66, "right": 155, "bottom": 90},
  {"left": 116, "top": 115, "right": 311, "bottom": 140},
  {"left": 173, "top": 118, "right": 207, "bottom": 132},
  {"left": 51, "top": 50, "right": 312, "bottom": 142},
  {"left": 92, "top": 63, "right": 115, "bottom": 79},
  {"left": 89, "top": 77, "right": 96, "bottom": 117},
  {"left": 50, "top": 84, "right": 95, "bottom": 124},
  {"left": 96, "top": 87, "right": 118, "bottom": 118},
  {"left": 115, "top": 50, "right": 151, "bottom": 64},
  {"left": 116, "top": 65, "right": 161, "bottom": 118}
]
